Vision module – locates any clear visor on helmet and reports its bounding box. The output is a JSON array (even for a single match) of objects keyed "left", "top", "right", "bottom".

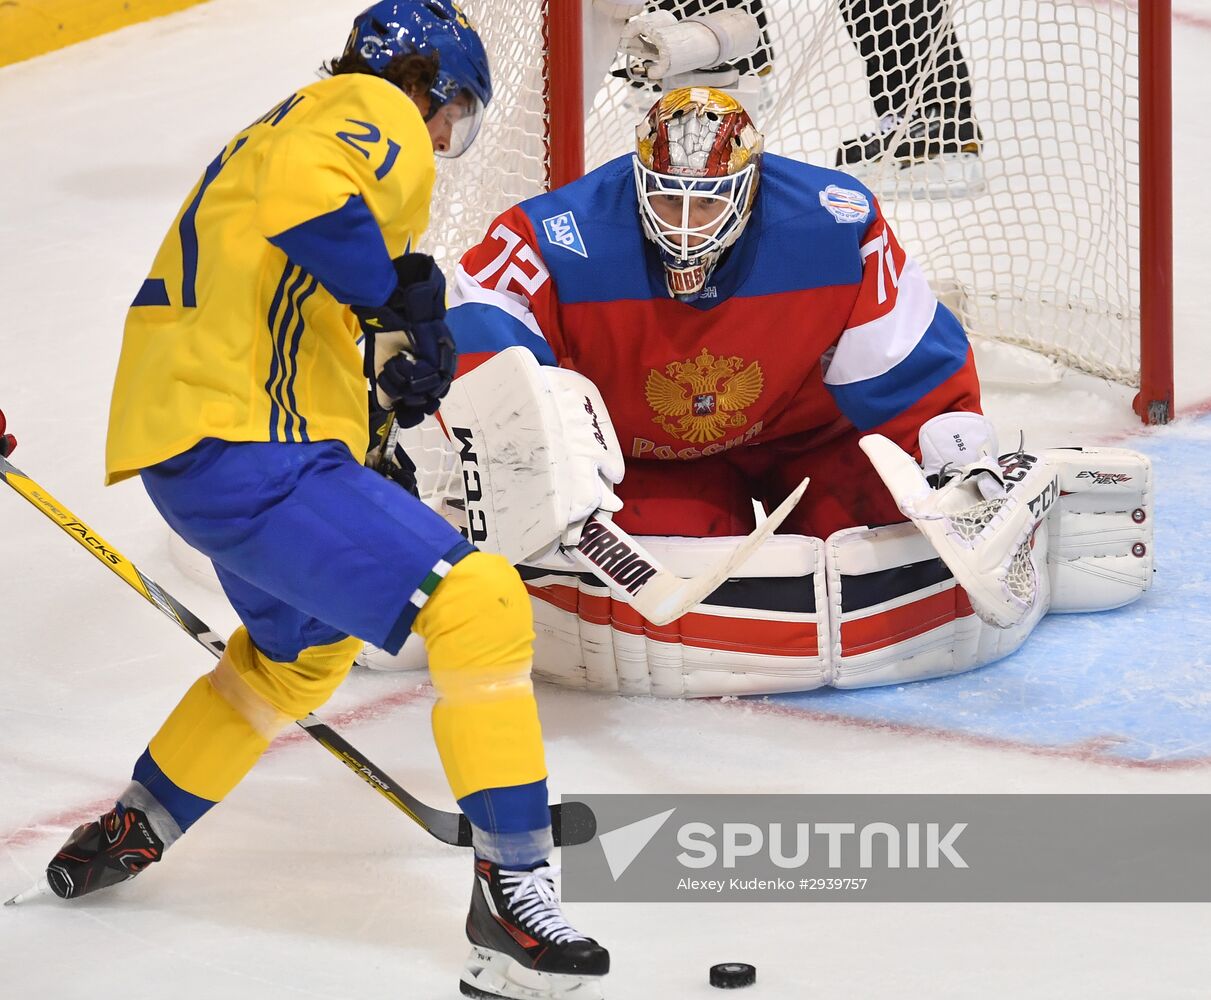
[
  {"left": 425, "top": 86, "right": 485, "bottom": 159},
  {"left": 633, "top": 157, "right": 758, "bottom": 263}
]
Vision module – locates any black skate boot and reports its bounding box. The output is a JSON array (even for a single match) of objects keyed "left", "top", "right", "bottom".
[
  {"left": 835, "top": 108, "right": 985, "bottom": 198},
  {"left": 46, "top": 804, "right": 163, "bottom": 899},
  {"left": 460, "top": 860, "right": 609, "bottom": 999}
]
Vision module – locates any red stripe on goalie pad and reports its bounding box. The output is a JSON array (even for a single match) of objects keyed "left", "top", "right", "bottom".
[
  {"left": 841, "top": 586, "right": 975, "bottom": 655},
  {"left": 526, "top": 583, "right": 819, "bottom": 657}
]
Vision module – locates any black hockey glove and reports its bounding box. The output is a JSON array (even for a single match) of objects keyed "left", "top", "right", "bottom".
[
  {"left": 353, "top": 254, "right": 458, "bottom": 430},
  {"left": 0, "top": 409, "right": 16, "bottom": 458},
  {"left": 365, "top": 396, "right": 420, "bottom": 497},
  {"left": 383, "top": 440, "right": 420, "bottom": 497}
]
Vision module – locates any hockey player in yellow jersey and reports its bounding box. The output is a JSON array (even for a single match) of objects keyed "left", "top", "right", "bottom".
[{"left": 47, "top": 4, "right": 608, "bottom": 997}]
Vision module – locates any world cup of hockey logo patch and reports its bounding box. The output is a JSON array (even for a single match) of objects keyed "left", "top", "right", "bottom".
[
  {"left": 819, "top": 184, "right": 871, "bottom": 224},
  {"left": 542, "top": 211, "right": 588, "bottom": 258},
  {"left": 645, "top": 348, "right": 763, "bottom": 444}
]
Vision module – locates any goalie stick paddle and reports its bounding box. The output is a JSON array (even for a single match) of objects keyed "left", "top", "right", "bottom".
[
  {"left": 0, "top": 451, "right": 595, "bottom": 851},
  {"left": 567, "top": 476, "right": 810, "bottom": 626}
]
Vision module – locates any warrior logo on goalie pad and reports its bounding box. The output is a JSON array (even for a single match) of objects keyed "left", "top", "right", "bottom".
[{"left": 575, "top": 520, "right": 658, "bottom": 595}]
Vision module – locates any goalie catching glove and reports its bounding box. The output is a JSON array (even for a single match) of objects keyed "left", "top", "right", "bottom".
[
  {"left": 352, "top": 253, "right": 457, "bottom": 429},
  {"left": 862, "top": 411, "right": 1056, "bottom": 630}
]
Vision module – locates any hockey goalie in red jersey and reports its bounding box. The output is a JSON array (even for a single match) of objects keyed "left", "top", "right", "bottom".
[
  {"left": 377, "top": 86, "right": 1153, "bottom": 697},
  {"left": 453, "top": 86, "right": 982, "bottom": 538}
]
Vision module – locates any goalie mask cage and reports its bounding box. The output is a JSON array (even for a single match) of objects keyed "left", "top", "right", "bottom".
[{"left": 424, "top": 0, "right": 1173, "bottom": 424}]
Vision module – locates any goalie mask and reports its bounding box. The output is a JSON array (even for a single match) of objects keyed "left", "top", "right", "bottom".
[{"left": 634, "top": 87, "right": 763, "bottom": 301}]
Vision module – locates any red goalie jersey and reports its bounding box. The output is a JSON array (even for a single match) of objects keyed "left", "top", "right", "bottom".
[{"left": 445, "top": 153, "right": 981, "bottom": 540}]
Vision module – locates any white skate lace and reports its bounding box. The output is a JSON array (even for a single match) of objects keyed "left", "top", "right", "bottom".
[{"left": 500, "top": 865, "right": 588, "bottom": 946}]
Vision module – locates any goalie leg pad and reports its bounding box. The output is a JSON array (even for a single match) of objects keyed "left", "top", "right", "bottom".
[
  {"left": 825, "top": 523, "right": 1045, "bottom": 688},
  {"left": 1043, "top": 447, "right": 1153, "bottom": 612},
  {"left": 522, "top": 534, "right": 831, "bottom": 698},
  {"left": 826, "top": 446, "right": 1152, "bottom": 687}
]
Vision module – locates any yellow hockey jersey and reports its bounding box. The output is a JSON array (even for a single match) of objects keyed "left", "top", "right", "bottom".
[{"left": 106, "top": 73, "right": 435, "bottom": 484}]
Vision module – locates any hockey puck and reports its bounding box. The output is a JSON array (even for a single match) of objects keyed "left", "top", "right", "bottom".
[{"left": 710, "top": 963, "right": 756, "bottom": 989}]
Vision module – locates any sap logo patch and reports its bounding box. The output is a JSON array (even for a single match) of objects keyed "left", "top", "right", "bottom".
[
  {"left": 542, "top": 211, "right": 588, "bottom": 258},
  {"left": 819, "top": 184, "right": 870, "bottom": 224}
]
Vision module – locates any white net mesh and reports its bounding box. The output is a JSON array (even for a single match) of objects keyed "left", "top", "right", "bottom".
[
  {"left": 946, "top": 495, "right": 1005, "bottom": 542},
  {"left": 1005, "top": 535, "right": 1036, "bottom": 604},
  {"left": 422, "top": 1, "right": 551, "bottom": 278},
  {"left": 424, "top": 0, "right": 1142, "bottom": 386},
  {"left": 941, "top": 491, "right": 1037, "bottom": 606},
  {"left": 392, "top": 415, "right": 467, "bottom": 519}
]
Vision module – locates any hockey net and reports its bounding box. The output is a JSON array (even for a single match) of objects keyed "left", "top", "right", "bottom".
[{"left": 422, "top": 0, "right": 1172, "bottom": 423}]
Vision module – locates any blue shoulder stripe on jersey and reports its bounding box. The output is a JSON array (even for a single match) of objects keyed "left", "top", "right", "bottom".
[
  {"left": 730, "top": 155, "right": 873, "bottom": 299},
  {"left": 827, "top": 303, "right": 970, "bottom": 430},
  {"left": 446, "top": 302, "right": 558, "bottom": 366},
  {"left": 512, "top": 154, "right": 875, "bottom": 306},
  {"left": 133, "top": 747, "right": 216, "bottom": 832},
  {"left": 267, "top": 193, "right": 395, "bottom": 307},
  {"left": 518, "top": 157, "right": 659, "bottom": 305},
  {"left": 132, "top": 278, "right": 170, "bottom": 307}
]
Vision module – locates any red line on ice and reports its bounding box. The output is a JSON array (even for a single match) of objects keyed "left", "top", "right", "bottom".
[
  {"left": 726, "top": 698, "right": 1211, "bottom": 771},
  {"left": 0, "top": 683, "right": 434, "bottom": 850}
]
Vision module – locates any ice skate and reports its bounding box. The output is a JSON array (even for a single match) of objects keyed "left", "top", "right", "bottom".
[
  {"left": 45, "top": 804, "right": 163, "bottom": 900},
  {"left": 460, "top": 860, "right": 608, "bottom": 999},
  {"left": 835, "top": 108, "right": 985, "bottom": 199}
]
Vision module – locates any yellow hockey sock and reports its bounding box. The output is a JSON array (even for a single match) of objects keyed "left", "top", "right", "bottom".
[
  {"left": 146, "top": 627, "right": 361, "bottom": 804},
  {"left": 414, "top": 552, "right": 547, "bottom": 801}
]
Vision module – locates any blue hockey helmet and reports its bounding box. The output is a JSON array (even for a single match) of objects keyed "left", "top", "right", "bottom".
[{"left": 343, "top": 1, "right": 491, "bottom": 157}]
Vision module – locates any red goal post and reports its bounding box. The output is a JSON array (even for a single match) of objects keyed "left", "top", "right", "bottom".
[{"left": 425, "top": 0, "right": 1173, "bottom": 424}]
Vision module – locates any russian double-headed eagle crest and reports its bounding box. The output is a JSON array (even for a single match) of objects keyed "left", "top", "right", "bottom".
[{"left": 644, "top": 348, "right": 764, "bottom": 444}]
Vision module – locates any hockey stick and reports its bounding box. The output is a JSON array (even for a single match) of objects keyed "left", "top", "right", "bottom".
[
  {"left": 566, "top": 477, "right": 810, "bottom": 626},
  {"left": 0, "top": 452, "right": 594, "bottom": 850},
  {"left": 381, "top": 409, "right": 811, "bottom": 628}
]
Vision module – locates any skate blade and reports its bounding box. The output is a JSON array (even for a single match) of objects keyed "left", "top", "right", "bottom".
[
  {"left": 854, "top": 152, "right": 987, "bottom": 201},
  {"left": 460, "top": 944, "right": 606, "bottom": 1000},
  {"left": 5, "top": 877, "right": 52, "bottom": 906}
]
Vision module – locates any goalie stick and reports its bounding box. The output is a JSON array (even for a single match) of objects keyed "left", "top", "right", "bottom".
[
  {"left": 0, "top": 451, "right": 594, "bottom": 852},
  {"left": 566, "top": 477, "right": 810, "bottom": 625}
]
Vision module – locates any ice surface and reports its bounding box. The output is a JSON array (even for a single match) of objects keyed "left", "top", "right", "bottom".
[{"left": 2, "top": 2, "right": 1210, "bottom": 997}]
